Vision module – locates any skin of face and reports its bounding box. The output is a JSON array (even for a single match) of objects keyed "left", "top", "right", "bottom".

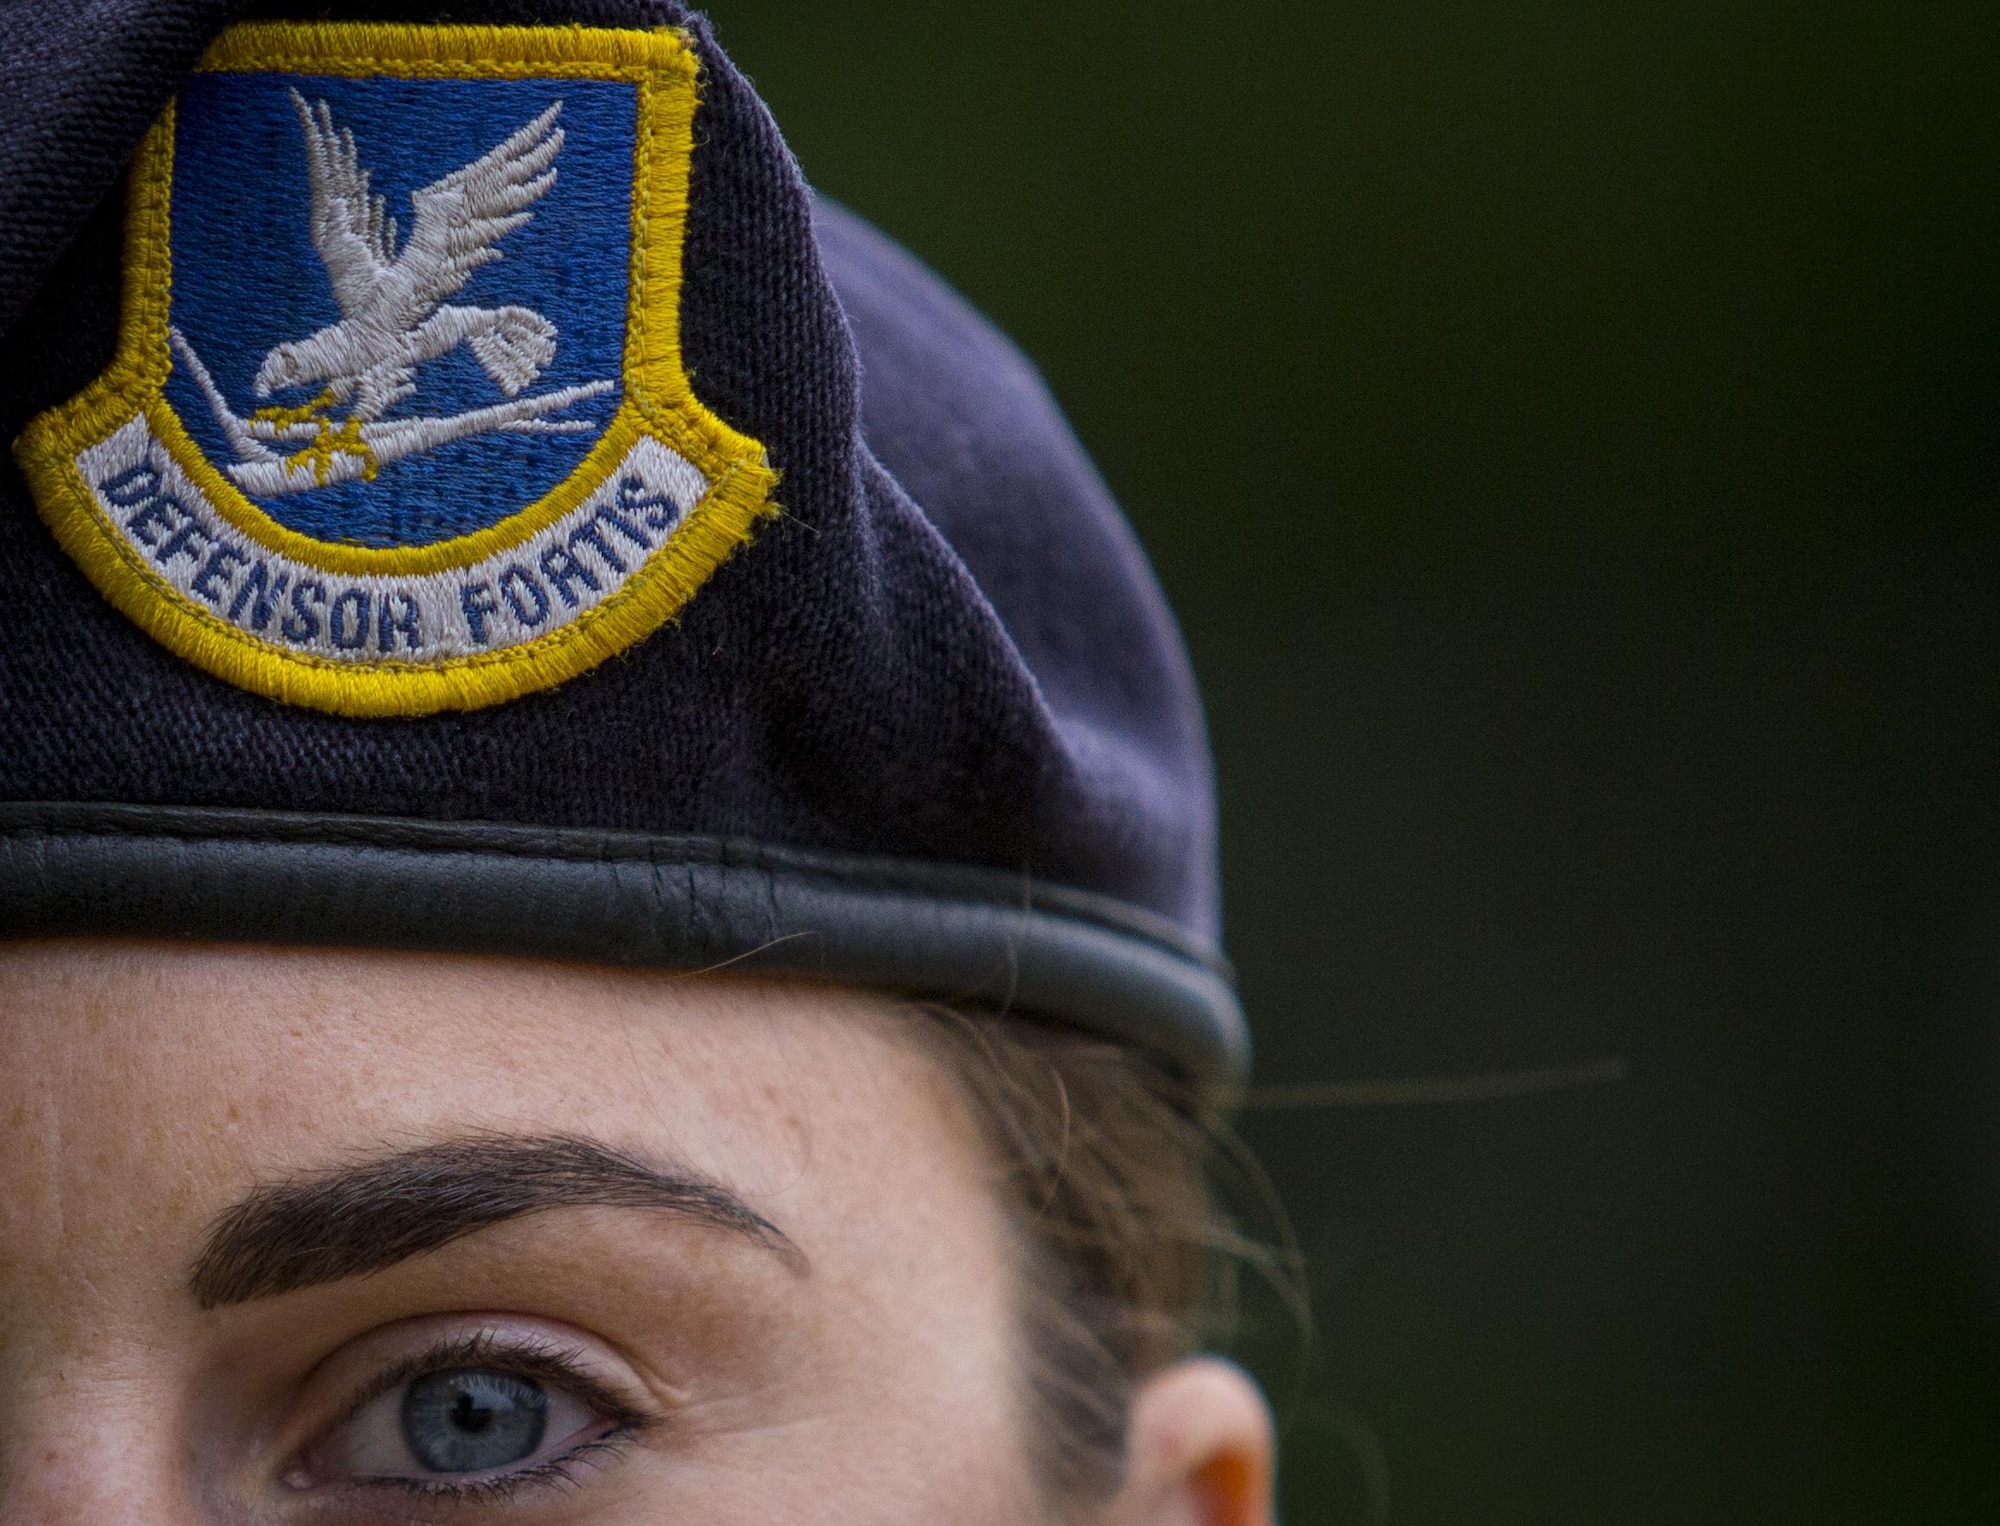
[{"left": 0, "top": 940, "right": 1271, "bottom": 1526}]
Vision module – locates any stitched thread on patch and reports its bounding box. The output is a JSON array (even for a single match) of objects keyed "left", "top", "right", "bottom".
[{"left": 11, "top": 21, "right": 778, "bottom": 718}]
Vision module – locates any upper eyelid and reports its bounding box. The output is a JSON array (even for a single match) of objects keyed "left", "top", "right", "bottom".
[{"left": 336, "top": 1330, "right": 613, "bottom": 1421}]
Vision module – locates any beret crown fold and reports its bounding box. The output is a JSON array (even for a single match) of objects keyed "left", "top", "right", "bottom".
[{"left": 0, "top": 0, "right": 1245, "bottom": 1082}]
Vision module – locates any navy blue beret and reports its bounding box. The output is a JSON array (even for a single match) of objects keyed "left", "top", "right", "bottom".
[{"left": 0, "top": 0, "right": 1245, "bottom": 1083}]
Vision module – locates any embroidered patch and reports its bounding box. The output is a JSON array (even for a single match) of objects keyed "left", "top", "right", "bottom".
[{"left": 13, "top": 23, "right": 777, "bottom": 716}]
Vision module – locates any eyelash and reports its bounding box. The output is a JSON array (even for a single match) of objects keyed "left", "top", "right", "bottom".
[
  {"left": 366, "top": 1434, "right": 633, "bottom": 1507},
  {"left": 305, "top": 1330, "right": 656, "bottom": 1505}
]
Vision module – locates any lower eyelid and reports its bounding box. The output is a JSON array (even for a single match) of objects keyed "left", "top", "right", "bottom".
[{"left": 354, "top": 1426, "right": 642, "bottom": 1504}]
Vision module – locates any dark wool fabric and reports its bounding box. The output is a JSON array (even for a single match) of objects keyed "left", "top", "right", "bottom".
[{"left": 0, "top": 0, "right": 1242, "bottom": 1078}]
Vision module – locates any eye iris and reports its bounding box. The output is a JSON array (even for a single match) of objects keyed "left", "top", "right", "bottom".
[{"left": 400, "top": 1369, "right": 549, "bottom": 1474}]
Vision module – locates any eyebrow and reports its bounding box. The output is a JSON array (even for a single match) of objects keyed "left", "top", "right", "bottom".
[{"left": 189, "top": 1133, "right": 801, "bottom": 1308}]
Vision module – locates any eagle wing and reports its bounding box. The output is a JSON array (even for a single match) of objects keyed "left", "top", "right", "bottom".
[
  {"left": 289, "top": 90, "right": 398, "bottom": 317},
  {"left": 398, "top": 103, "right": 565, "bottom": 315}
]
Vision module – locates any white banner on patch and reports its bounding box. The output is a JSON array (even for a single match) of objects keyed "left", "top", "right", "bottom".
[{"left": 76, "top": 415, "right": 711, "bottom": 663}]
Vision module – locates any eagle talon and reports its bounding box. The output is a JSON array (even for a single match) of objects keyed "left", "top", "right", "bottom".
[
  {"left": 249, "top": 388, "right": 338, "bottom": 430},
  {"left": 280, "top": 410, "right": 379, "bottom": 485}
]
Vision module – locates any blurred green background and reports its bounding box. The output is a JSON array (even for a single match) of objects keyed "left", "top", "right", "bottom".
[{"left": 698, "top": 3, "right": 2000, "bottom": 1521}]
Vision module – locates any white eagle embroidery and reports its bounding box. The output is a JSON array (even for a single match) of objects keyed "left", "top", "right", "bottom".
[
  {"left": 256, "top": 90, "right": 565, "bottom": 420},
  {"left": 172, "top": 92, "right": 614, "bottom": 498}
]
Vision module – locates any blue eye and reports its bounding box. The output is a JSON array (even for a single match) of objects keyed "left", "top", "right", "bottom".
[
  {"left": 301, "top": 1345, "right": 616, "bottom": 1492},
  {"left": 401, "top": 1369, "right": 549, "bottom": 1473}
]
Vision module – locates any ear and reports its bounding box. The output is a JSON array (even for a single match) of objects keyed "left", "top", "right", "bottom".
[{"left": 1102, "top": 1357, "right": 1275, "bottom": 1526}]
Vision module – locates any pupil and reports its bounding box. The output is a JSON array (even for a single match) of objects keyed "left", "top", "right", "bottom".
[
  {"left": 401, "top": 1369, "right": 548, "bottom": 1474},
  {"left": 451, "top": 1390, "right": 495, "bottom": 1435},
  {"left": 452, "top": 1392, "right": 494, "bottom": 1440}
]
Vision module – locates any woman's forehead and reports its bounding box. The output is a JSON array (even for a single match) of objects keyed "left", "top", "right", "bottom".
[{"left": 0, "top": 941, "right": 982, "bottom": 1244}]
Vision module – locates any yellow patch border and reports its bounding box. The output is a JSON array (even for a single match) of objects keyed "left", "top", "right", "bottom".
[{"left": 11, "top": 21, "right": 779, "bottom": 717}]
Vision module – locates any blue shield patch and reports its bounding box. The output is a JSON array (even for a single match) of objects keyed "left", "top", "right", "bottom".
[{"left": 14, "top": 22, "right": 777, "bottom": 716}]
